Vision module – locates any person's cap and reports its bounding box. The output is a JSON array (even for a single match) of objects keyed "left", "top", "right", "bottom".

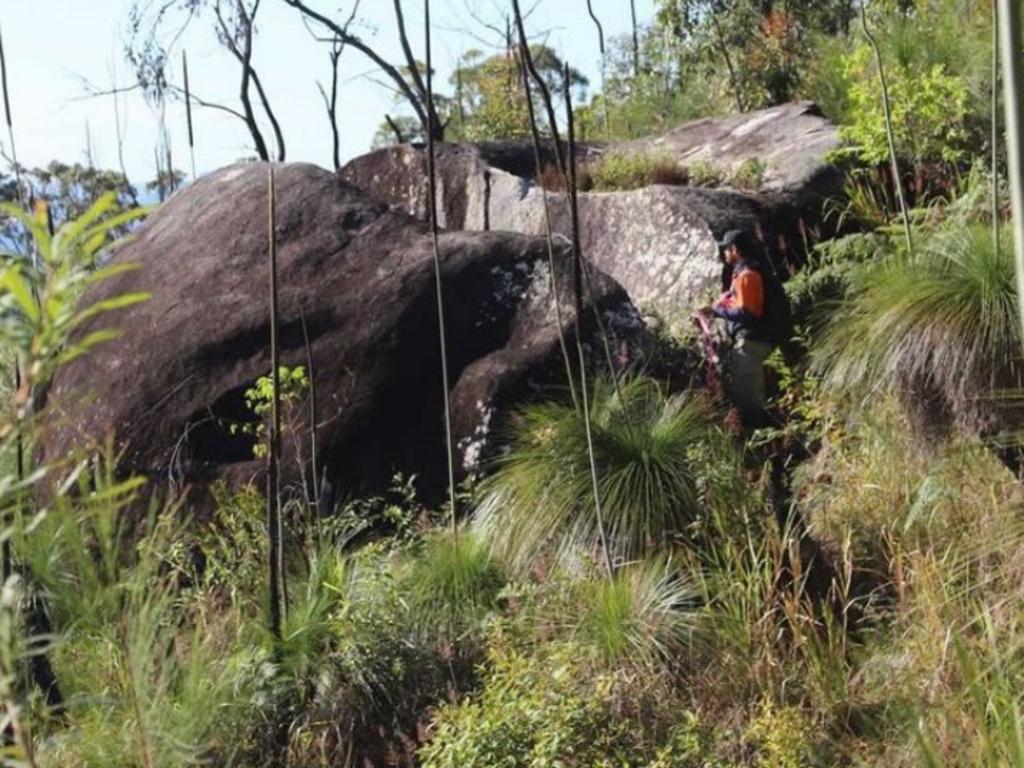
[{"left": 717, "top": 229, "right": 751, "bottom": 253}]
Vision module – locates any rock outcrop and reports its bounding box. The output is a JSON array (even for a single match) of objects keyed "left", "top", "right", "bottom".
[
  {"left": 41, "top": 162, "right": 643, "bottom": 503},
  {"left": 341, "top": 101, "right": 844, "bottom": 328}
]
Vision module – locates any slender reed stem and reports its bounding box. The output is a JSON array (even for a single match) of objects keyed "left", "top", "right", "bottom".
[
  {"left": 0, "top": 22, "right": 21, "bottom": 586},
  {"left": 584, "top": 0, "right": 610, "bottom": 136},
  {"left": 565, "top": 62, "right": 612, "bottom": 579},
  {"left": 300, "top": 309, "right": 320, "bottom": 517},
  {"left": 266, "top": 165, "right": 283, "bottom": 639},
  {"left": 511, "top": 0, "right": 565, "bottom": 172},
  {"left": 992, "top": 0, "right": 1000, "bottom": 255},
  {"left": 183, "top": 50, "right": 197, "bottom": 182},
  {"left": 998, "top": 0, "right": 1024, "bottom": 349},
  {"left": 518, "top": 49, "right": 579, "bottom": 412},
  {"left": 510, "top": 0, "right": 619, "bottom": 391},
  {"left": 424, "top": 0, "right": 458, "bottom": 541},
  {"left": 860, "top": 1, "right": 913, "bottom": 256},
  {"left": 630, "top": 0, "right": 640, "bottom": 80}
]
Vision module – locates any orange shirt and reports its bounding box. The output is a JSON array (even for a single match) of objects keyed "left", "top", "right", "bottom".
[
  {"left": 715, "top": 265, "right": 764, "bottom": 319},
  {"left": 730, "top": 268, "right": 764, "bottom": 318}
]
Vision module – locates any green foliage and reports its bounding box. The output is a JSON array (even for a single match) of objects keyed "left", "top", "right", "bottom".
[
  {"left": 649, "top": 712, "right": 735, "bottom": 768},
  {"left": 836, "top": 47, "right": 970, "bottom": 166},
  {"left": 812, "top": 222, "right": 1020, "bottom": 433},
  {"left": 230, "top": 365, "right": 309, "bottom": 458},
  {"left": 398, "top": 531, "right": 505, "bottom": 644},
  {"left": 0, "top": 195, "right": 150, "bottom": 408},
  {"left": 587, "top": 151, "right": 687, "bottom": 191},
  {"left": 786, "top": 230, "right": 889, "bottom": 320},
  {"left": 569, "top": 557, "right": 700, "bottom": 672},
  {"left": 745, "top": 698, "right": 813, "bottom": 768},
  {"left": 687, "top": 158, "right": 725, "bottom": 187},
  {"left": 730, "top": 158, "right": 766, "bottom": 190},
  {"left": 474, "top": 377, "right": 731, "bottom": 574},
  {"left": 166, "top": 482, "right": 267, "bottom": 609},
  {"left": 24, "top": 470, "right": 273, "bottom": 768},
  {"left": 14, "top": 452, "right": 149, "bottom": 632},
  {"left": 418, "top": 642, "right": 633, "bottom": 767}
]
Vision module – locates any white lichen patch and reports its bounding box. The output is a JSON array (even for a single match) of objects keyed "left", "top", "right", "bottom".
[{"left": 458, "top": 398, "right": 495, "bottom": 474}]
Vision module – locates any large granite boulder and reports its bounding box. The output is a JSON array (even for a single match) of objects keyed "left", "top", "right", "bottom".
[
  {"left": 41, "top": 162, "right": 643, "bottom": 503},
  {"left": 341, "top": 101, "right": 844, "bottom": 329}
]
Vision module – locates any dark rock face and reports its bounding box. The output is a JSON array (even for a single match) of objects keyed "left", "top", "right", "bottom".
[
  {"left": 341, "top": 101, "right": 844, "bottom": 329},
  {"left": 41, "top": 162, "right": 642, "bottom": 502}
]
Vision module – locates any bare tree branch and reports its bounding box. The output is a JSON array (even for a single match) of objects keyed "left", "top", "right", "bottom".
[
  {"left": 512, "top": 0, "right": 565, "bottom": 173},
  {"left": 215, "top": 0, "right": 281, "bottom": 161},
  {"left": 585, "top": 0, "right": 605, "bottom": 55},
  {"left": 313, "top": 1, "right": 361, "bottom": 171},
  {"left": 213, "top": 0, "right": 270, "bottom": 160},
  {"left": 281, "top": 0, "right": 435, "bottom": 138},
  {"left": 384, "top": 113, "right": 406, "bottom": 143}
]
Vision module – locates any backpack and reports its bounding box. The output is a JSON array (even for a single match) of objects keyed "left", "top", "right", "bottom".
[{"left": 759, "top": 266, "right": 793, "bottom": 347}]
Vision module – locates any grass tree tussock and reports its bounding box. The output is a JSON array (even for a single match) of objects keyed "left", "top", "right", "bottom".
[
  {"left": 567, "top": 556, "right": 701, "bottom": 672},
  {"left": 473, "top": 377, "right": 732, "bottom": 574},
  {"left": 812, "top": 222, "right": 1022, "bottom": 435}
]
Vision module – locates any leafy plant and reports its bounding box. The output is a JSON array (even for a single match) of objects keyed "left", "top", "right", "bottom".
[
  {"left": 418, "top": 642, "right": 632, "bottom": 767},
  {"left": 835, "top": 46, "right": 971, "bottom": 167},
  {"left": 812, "top": 222, "right": 1020, "bottom": 434},
  {"left": 0, "top": 195, "right": 149, "bottom": 414},
  {"left": 398, "top": 530, "right": 505, "bottom": 645},
  {"left": 569, "top": 556, "right": 701, "bottom": 672},
  {"left": 587, "top": 151, "right": 688, "bottom": 191},
  {"left": 687, "top": 158, "right": 725, "bottom": 187},
  {"left": 473, "top": 377, "right": 726, "bottom": 574},
  {"left": 745, "top": 697, "right": 813, "bottom": 768},
  {"left": 230, "top": 365, "right": 308, "bottom": 459},
  {"left": 730, "top": 157, "right": 766, "bottom": 190}
]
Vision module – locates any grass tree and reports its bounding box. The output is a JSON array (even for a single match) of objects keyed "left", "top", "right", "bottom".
[
  {"left": 569, "top": 556, "right": 701, "bottom": 673},
  {"left": 474, "top": 377, "right": 719, "bottom": 575},
  {"left": 812, "top": 222, "right": 1020, "bottom": 437}
]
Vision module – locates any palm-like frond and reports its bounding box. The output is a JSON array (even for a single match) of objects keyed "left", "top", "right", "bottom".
[
  {"left": 473, "top": 377, "right": 717, "bottom": 574},
  {"left": 398, "top": 530, "right": 506, "bottom": 643},
  {"left": 812, "top": 223, "right": 1021, "bottom": 433},
  {"left": 570, "top": 556, "right": 702, "bottom": 672}
]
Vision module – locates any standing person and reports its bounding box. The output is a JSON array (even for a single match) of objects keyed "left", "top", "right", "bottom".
[{"left": 699, "top": 229, "right": 781, "bottom": 430}]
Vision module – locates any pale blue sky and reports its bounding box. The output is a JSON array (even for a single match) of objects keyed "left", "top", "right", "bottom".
[{"left": 0, "top": 0, "right": 655, "bottom": 184}]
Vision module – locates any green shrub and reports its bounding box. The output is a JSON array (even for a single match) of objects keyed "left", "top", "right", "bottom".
[
  {"left": 686, "top": 159, "right": 725, "bottom": 187},
  {"left": 731, "top": 158, "right": 766, "bottom": 190},
  {"left": 786, "top": 230, "right": 890, "bottom": 322},
  {"left": 398, "top": 530, "right": 506, "bottom": 644},
  {"left": 588, "top": 151, "right": 688, "bottom": 191},
  {"left": 570, "top": 557, "right": 701, "bottom": 672},
  {"left": 745, "top": 698, "right": 813, "bottom": 768},
  {"left": 811, "top": 222, "right": 1020, "bottom": 434},
  {"left": 418, "top": 642, "right": 633, "bottom": 767},
  {"left": 650, "top": 712, "right": 736, "bottom": 768},
  {"left": 834, "top": 46, "right": 970, "bottom": 167},
  {"left": 474, "top": 377, "right": 730, "bottom": 574}
]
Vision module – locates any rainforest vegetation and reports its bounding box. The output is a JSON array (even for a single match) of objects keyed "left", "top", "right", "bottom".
[{"left": 1, "top": 0, "right": 1024, "bottom": 766}]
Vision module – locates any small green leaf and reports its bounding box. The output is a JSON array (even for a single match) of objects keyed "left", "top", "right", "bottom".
[{"left": 0, "top": 267, "right": 39, "bottom": 324}]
